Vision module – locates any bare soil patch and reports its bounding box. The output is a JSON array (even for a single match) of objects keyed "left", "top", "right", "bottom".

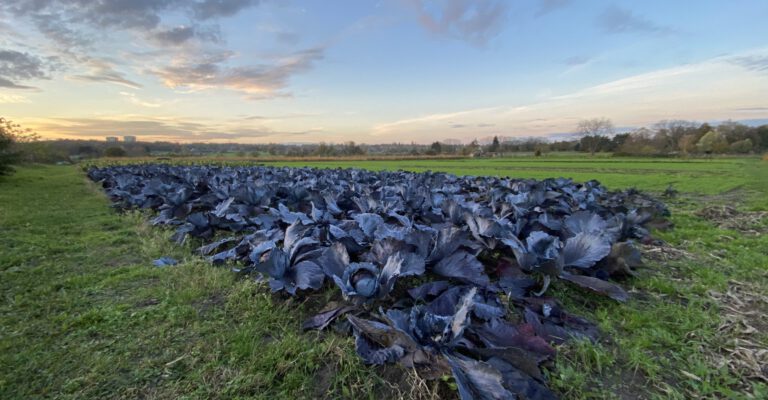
[
  {"left": 695, "top": 205, "right": 767, "bottom": 234},
  {"left": 707, "top": 281, "right": 768, "bottom": 392}
]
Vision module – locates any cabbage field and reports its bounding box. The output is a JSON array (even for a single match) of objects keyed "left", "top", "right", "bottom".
[
  {"left": 86, "top": 164, "right": 672, "bottom": 399},
  {"left": 2, "top": 158, "right": 766, "bottom": 399}
]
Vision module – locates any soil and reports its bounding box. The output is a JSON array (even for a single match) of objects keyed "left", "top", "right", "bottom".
[
  {"left": 707, "top": 281, "right": 768, "bottom": 388},
  {"left": 695, "top": 205, "right": 767, "bottom": 234}
]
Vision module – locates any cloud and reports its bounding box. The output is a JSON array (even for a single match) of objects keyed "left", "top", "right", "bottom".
[
  {"left": 408, "top": 0, "right": 508, "bottom": 46},
  {"left": 149, "top": 25, "right": 222, "bottom": 45},
  {"left": 596, "top": 5, "right": 674, "bottom": 35},
  {"left": 1, "top": 0, "right": 321, "bottom": 98},
  {"left": 151, "top": 26, "right": 197, "bottom": 45},
  {"left": 0, "top": 93, "right": 31, "bottom": 103},
  {"left": 734, "top": 107, "right": 768, "bottom": 113},
  {"left": 31, "top": 13, "right": 93, "bottom": 52},
  {"left": 5, "top": 0, "right": 168, "bottom": 30},
  {"left": 564, "top": 55, "right": 591, "bottom": 66},
  {"left": 118, "top": 91, "right": 166, "bottom": 108},
  {"left": 275, "top": 31, "right": 300, "bottom": 45},
  {"left": 71, "top": 59, "right": 142, "bottom": 88},
  {"left": 729, "top": 54, "right": 768, "bottom": 73},
  {"left": 0, "top": 49, "right": 51, "bottom": 89},
  {"left": 535, "top": 0, "right": 570, "bottom": 17},
  {"left": 2, "top": 0, "right": 260, "bottom": 33},
  {"left": 193, "top": 0, "right": 260, "bottom": 20},
  {"left": 152, "top": 47, "right": 324, "bottom": 98},
  {"left": 370, "top": 49, "right": 768, "bottom": 143}
]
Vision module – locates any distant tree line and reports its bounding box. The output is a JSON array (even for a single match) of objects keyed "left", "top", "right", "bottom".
[
  {"left": 2, "top": 116, "right": 767, "bottom": 171},
  {"left": 471, "top": 119, "right": 768, "bottom": 157},
  {"left": 570, "top": 119, "right": 768, "bottom": 156}
]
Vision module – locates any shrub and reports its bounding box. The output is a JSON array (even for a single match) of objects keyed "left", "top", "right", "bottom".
[
  {"left": 0, "top": 127, "right": 17, "bottom": 175},
  {"left": 0, "top": 117, "right": 34, "bottom": 175},
  {"left": 105, "top": 147, "right": 127, "bottom": 157},
  {"left": 729, "top": 138, "right": 753, "bottom": 154}
]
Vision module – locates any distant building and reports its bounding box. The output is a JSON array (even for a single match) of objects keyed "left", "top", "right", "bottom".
[
  {"left": 124, "top": 135, "right": 136, "bottom": 143},
  {"left": 106, "top": 136, "right": 119, "bottom": 143}
]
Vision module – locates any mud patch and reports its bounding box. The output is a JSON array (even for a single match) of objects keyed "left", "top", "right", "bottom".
[
  {"left": 135, "top": 298, "right": 160, "bottom": 308},
  {"left": 193, "top": 293, "right": 226, "bottom": 316},
  {"left": 695, "top": 205, "right": 767, "bottom": 234},
  {"left": 311, "top": 361, "right": 339, "bottom": 398},
  {"left": 375, "top": 364, "right": 447, "bottom": 400},
  {"left": 604, "top": 368, "right": 653, "bottom": 400},
  {"left": 641, "top": 243, "right": 697, "bottom": 263},
  {"left": 310, "top": 354, "right": 445, "bottom": 399}
]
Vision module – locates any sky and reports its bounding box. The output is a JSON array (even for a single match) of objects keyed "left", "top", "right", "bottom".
[{"left": 1, "top": 0, "right": 768, "bottom": 144}]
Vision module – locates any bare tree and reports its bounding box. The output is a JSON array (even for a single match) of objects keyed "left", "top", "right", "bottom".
[{"left": 577, "top": 117, "right": 614, "bottom": 155}]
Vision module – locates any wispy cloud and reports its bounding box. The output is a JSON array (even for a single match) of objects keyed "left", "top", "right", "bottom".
[
  {"left": 152, "top": 47, "right": 324, "bottom": 98},
  {"left": 371, "top": 49, "right": 768, "bottom": 143},
  {"left": 150, "top": 26, "right": 197, "bottom": 45},
  {"left": 0, "top": 93, "right": 30, "bottom": 103},
  {"left": 734, "top": 107, "right": 768, "bottom": 113},
  {"left": 193, "top": 0, "right": 260, "bottom": 20},
  {"left": 563, "top": 55, "right": 591, "bottom": 67},
  {"left": 535, "top": 0, "right": 570, "bottom": 17},
  {"left": 118, "top": 91, "right": 170, "bottom": 108},
  {"left": 71, "top": 59, "right": 142, "bottom": 89},
  {"left": 729, "top": 54, "right": 768, "bottom": 72},
  {"left": 596, "top": 5, "right": 675, "bottom": 35},
  {"left": 408, "top": 0, "right": 509, "bottom": 46},
  {"left": 148, "top": 25, "right": 222, "bottom": 46},
  {"left": 0, "top": 49, "right": 51, "bottom": 89}
]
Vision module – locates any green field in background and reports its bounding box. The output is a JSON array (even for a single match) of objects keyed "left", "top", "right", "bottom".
[{"left": 264, "top": 156, "right": 765, "bottom": 196}]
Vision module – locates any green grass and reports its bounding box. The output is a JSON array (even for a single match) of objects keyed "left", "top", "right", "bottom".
[
  {"left": 0, "top": 166, "right": 397, "bottom": 400},
  {"left": 2, "top": 155, "right": 766, "bottom": 399}
]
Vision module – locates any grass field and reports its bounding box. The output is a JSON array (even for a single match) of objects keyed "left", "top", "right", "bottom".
[{"left": 2, "top": 156, "right": 767, "bottom": 399}]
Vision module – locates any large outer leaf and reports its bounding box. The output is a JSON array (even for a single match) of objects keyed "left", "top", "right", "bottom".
[
  {"left": 408, "top": 280, "right": 451, "bottom": 301},
  {"left": 353, "top": 213, "right": 384, "bottom": 238},
  {"left": 562, "top": 232, "right": 611, "bottom": 268},
  {"left": 302, "top": 304, "right": 356, "bottom": 331},
  {"left": 283, "top": 219, "right": 310, "bottom": 250},
  {"left": 472, "top": 318, "right": 556, "bottom": 357},
  {"left": 316, "top": 242, "right": 349, "bottom": 278},
  {"left": 198, "top": 237, "right": 236, "bottom": 256},
  {"left": 347, "top": 314, "right": 419, "bottom": 364},
  {"left": 428, "top": 226, "right": 477, "bottom": 264},
  {"left": 433, "top": 250, "right": 490, "bottom": 287},
  {"left": 354, "top": 330, "right": 405, "bottom": 365},
  {"left": 445, "top": 353, "right": 515, "bottom": 400},
  {"left": 369, "top": 238, "right": 426, "bottom": 277},
  {"left": 564, "top": 210, "right": 607, "bottom": 237},
  {"left": 448, "top": 287, "right": 476, "bottom": 341},
  {"left": 487, "top": 357, "right": 559, "bottom": 400},
  {"left": 291, "top": 260, "right": 324, "bottom": 292},
  {"left": 559, "top": 272, "right": 629, "bottom": 302},
  {"left": 213, "top": 197, "right": 234, "bottom": 217}
]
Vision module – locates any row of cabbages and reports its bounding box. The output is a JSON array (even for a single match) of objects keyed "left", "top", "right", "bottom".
[{"left": 88, "top": 165, "right": 670, "bottom": 400}]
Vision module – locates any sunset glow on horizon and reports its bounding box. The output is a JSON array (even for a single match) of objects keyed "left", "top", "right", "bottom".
[{"left": 2, "top": 1, "right": 768, "bottom": 144}]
